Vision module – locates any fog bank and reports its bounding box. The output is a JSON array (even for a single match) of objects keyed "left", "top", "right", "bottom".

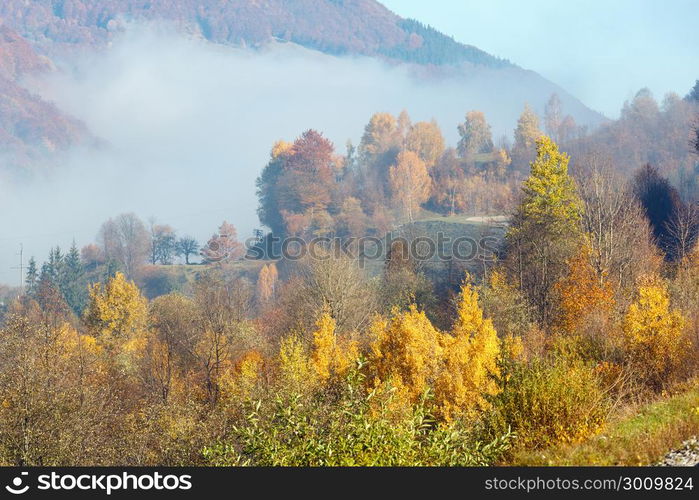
[{"left": 0, "top": 24, "right": 590, "bottom": 285}]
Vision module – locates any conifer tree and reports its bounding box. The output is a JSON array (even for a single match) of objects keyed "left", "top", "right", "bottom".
[
  {"left": 60, "top": 242, "right": 86, "bottom": 316},
  {"left": 25, "top": 257, "right": 38, "bottom": 296}
]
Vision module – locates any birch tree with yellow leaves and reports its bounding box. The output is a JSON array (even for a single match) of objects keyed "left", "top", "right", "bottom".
[
  {"left": 389, "top": 150, "right": 431, "bottom": 222},
  {"left": 622, "top": 278, "right": 688, "bottom": 389}
]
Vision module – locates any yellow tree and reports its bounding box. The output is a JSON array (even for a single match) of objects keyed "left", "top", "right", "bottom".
[
  {"left": 512, "top": 104, "right": 542, "bottom": 171},
  {"left": 84, "top": 272, "right": 148, "bottom": 341},
  {"left": 309, "top": 308, "right": 358, "bottom": 383},
  {"left": 358, "top": 112, "right": 400, "bottom": 159},
  {"left": 457, "top": 110, "right": 494, "bottom": 158},
  {"left": 622, "top": 277, "right": 688, "bottom": 389},
  {"left": 435, "top": 281, "right": 501, "bottom": 421},
  {"left": 389, "top": 150, "right": 431, "bottom": 222},
  {"left": 256, "top": 263, "right": 278, "bottom": 306},
  {"left": 271, "top": 139, "right": 293, "bottom": 159},
  {"left": 369, "top": 305, "right": 442, "bottom": 402},
  {"left": 405, "top": 120, "right": 445, "bottom": 168},
  {"left": 278, "top": 334, "right": 314, "bottom": 393}
]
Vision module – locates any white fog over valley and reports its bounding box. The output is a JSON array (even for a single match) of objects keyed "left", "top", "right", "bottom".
[{"left": 0, "top": 24, "right": 599, "bottom": 285}]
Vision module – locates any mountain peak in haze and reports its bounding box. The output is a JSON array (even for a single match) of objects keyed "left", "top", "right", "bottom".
[{"left": 0, "top": 0, "right": 510, "bottom": 69}]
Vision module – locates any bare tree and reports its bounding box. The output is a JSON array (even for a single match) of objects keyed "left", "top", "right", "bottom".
[
  {"left": 576, "top": 154, "right": 661, "bottom": 297},
  {"left": 665, "top": 203, "right": 699, "bottom": 263},
  {"left": 98, "top": 213, "right": 149, "bottom": 279}
]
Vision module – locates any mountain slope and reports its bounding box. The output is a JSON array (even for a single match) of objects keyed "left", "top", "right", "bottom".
[
  {"left": 0, "top": 25, "right": 87, "bottom": 173},
  {"left": 0, "top": 0, "right": 509, "bottom": 68},
  {"left": 0, "top": 0, "right": 605, "bottom": 174}
]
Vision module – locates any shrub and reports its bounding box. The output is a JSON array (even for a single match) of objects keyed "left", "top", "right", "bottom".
[
  {"left": 486, "top": 357, "right": 609, "bottom": 449},
  {"left": 202, "top": 366, "right": 514, "bottom": 466},
  {"left": 622, "top": 277, "right": 689, "bottom": 390}
]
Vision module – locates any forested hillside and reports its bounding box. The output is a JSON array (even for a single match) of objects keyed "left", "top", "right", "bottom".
[
  {"left": 0, "top": 25, "right": 87, "bottom": 168},
  {"left": 0, "top": 0, "right": 507, "bottom": 67}
]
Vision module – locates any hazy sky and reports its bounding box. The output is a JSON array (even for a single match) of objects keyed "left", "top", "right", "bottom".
[{"left": 382, "top": 0, "right": 699, "bottom": 117}]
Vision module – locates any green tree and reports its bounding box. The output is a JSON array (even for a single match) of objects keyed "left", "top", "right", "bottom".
[
  {"left": 59, "top": 242, "right": 87, "bottom": 315},
  {"left": 506, "top": 136, "right": 583, "bottom": 325},
  {"left": 25, "top": 257, "right": 38, "bottom": 296}
]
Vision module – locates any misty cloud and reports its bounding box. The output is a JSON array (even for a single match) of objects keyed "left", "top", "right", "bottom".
[{"left": 0, "top": 23, "right": 595, "bottom": 285}]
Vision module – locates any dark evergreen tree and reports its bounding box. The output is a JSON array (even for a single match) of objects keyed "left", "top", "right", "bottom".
[
  {"left": 25, "top": 257, "right": 38, "bottom": 296},
  {"left": 632, "top": 164, "right": 684, "bottom": 260},
  {"left": 686, "top": 80, "right": 699, "bottom": 103},
  {"left": 59, "top": 242, "right": 87, "bottom": 315}
]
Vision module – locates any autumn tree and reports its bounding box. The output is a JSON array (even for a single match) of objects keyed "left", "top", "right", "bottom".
[
  {"left": 544, "top": 93, "right": 562, "bottom": 143},
  {"left": 257, "top": 131, "right": 340, "bottom": 237},
  {"left": 309, "top": 308, "right": 357, "bottom": 383},
  {"left": 98, "top": 213, "right": 150, "bottom": 279},
  {"left": 357, "top": 112, "right": 403, "bottom": 205},
  {"left": 281, "top": 250, "right": 376, "bottom": 335},
  {"left": 84, "top": 272, "right": 148, "bottom": 341},
  {"left": 201, "top": 221, "right": 244, "bottom": 263},
  {"left": 576, "top": 157, "right": 661, "bottom": 297},
  {"left": 81, "top": 244, "right": 103, "bottom": 271},
  {"left": 506, "top": 136, "right": 583, "bottom": 325},
  {"left": 282, "top": 130, "right": 339, "bottom": 212},
  {"left": 435, "top": 280, "right": 501, "bottom": 421},
  {"left": 405, "top": 120, "right": 445, "bottom": 168},
  {"left": 457, "top": 110, "right": 493, "bottom": 158},
  {"left": 0, "top": 314, "right": 106, "bottom": 465},
  {"left": 622, "top": 277, "right": 688, "bottom": 389},
  {"left": 193, "top": 273, "right": 255, "bottom": 403},
  {"left": 479, "top": 269, "right": 532, "bottom": 339},
  {"left": 389, "top": 150, "right": 431, "bottom": 222},
  {"left": 358, "top": 112, "right": 402, "bottom": 162},
  {"left": 255, "top": 263, "right": 278, "bottom": 306},
  {"left": 511, "top": 104, "right": 542, "bottom": 173},
  {"left": 370, "top": 305, "right": 442, "bottom": 402},
  {"left": 148, "top": 293, "right": 201, "bottom": 402},
  {"left": 336, "top": 196, "right": 368, "bottom": 237},
  {"left": 554, "top": 244, "right": 615, "bottom": 335}
]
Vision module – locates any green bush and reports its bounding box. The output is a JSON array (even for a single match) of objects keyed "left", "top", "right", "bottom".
[{"left": 203, "top": 368, "right": 513, "bottom": 466}]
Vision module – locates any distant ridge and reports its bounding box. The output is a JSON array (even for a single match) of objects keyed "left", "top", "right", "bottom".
[{"left": 0, "top": 0, "right": 510, "bottom": 68}]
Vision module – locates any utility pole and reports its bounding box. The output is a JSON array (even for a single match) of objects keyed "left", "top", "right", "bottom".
[{"left": 10, "top": 244, "right": 23, "bottom": 296}]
